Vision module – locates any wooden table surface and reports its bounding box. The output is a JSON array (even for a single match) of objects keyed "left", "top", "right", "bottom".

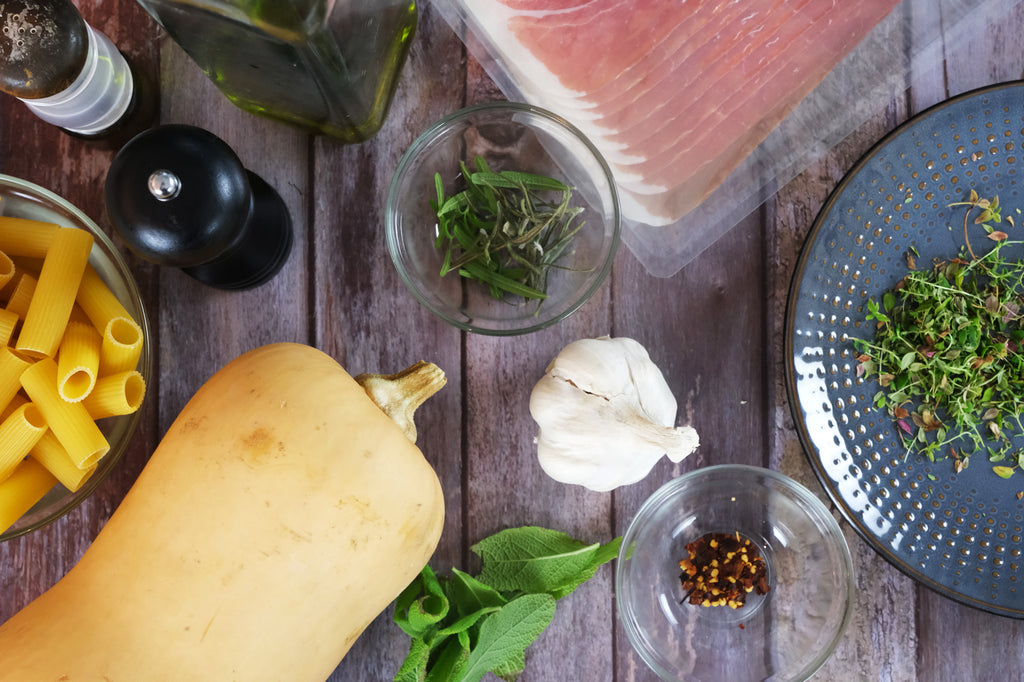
[{"left": 3, "top": 1, "right": 1024, "bottom": 680}]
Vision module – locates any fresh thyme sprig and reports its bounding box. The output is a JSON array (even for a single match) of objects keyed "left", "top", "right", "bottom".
[
  {"left": 431, "top": 156, "right": 587, "bottom": 305},
  {"left": 854, "top": 191, "right": 1024, "bottom": 478}
]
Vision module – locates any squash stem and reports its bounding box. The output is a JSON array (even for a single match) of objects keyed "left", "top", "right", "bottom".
[{"left": 355, "top": 361, "right": 447, "bottom": 443}]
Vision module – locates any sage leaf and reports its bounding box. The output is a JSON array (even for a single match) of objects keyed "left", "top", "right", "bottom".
[
  {"left": 472, "top": 526, "right": 616, "bottom": 597},
  {"left": 407, "top": 565, "right": 449, "bottom": 635},
  {"left": 392, "top": 526, "right": 620, "bottom": 682},
  {"left": 458, "top": 594, "right": 557, "bottom": 682},
  {"left": 424, "top": 637, "right": 470, "bottom": 682},
  {"left": 448, "top": 568, "right": 507, "bottom": 614},
  {"left": 394, "top": 637, "right": 431, "bottom": 682}
]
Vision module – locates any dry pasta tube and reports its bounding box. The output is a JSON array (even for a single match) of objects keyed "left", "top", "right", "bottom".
[
  {"left": 20, "top": 357, "right": 109, "bottom": 469},
  {"left": 99, "top": 316, "right": 144, "bottom": 375},
  {"left": 5, "top": 272, "right": 37, "bottom": 318},
  {"left": 0, "top": 217, "right": 59, "bottom": 258},
  {"left": 57, "top": 321, "right": 101, "bottom": 402},
  {"left": 0, "top": 308, "right": 18, "bottom": 345},
  {"left": 0, "top": 346, "right": 33, "bottom": 410},
  {"left": 1, "top": 393, "right": 27, "bottom": 420},
  {"left": 0, "top": 402, "right": 47, "bottom": 483},
  {"left": 18, "top": 227, "right": 94, "bottom": 359},
  {"left": 0, "top": 458, "right": 58, "bottom": 534},
  {"left": 8, "top": 255, "right": 42, "bottom": 278},
  {"left": 68, "top": 304, "right": 92, "bottom": 327},
  {"left": 0, "top": 250, "right": 13, "bottom": 290},
  {"left": 76, "top": 265, "right": 132, "bottom": 335},
  {"left": 31, "top": 431, "right": 97, "bottom": 492},
  {"left": 83, "top": 370, "right": 145, "bottom": 419}
]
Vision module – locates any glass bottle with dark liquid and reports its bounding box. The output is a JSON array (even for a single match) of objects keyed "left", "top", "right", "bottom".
[
  {"left": 134, "top": 0, "right": 416, "bottom": 143},
  {"left": 0, "top": 0, "right": 154, "bottom": 145}
]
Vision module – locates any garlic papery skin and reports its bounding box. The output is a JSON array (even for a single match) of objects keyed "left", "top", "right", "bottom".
[{"left": 529, "top": 336, "right": 699, "bottom": 491}]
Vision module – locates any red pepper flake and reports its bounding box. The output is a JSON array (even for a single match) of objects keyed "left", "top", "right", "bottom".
[{"left": 679, "top": 531, "right": 770, "bottom": 609}]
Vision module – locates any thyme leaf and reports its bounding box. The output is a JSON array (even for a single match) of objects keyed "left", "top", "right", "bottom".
[{"left": 854, "top": 193, "right": 1024, "bottom": 478}]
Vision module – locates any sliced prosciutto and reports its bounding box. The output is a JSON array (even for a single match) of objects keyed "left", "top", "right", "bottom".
[{"left": 463, "top": 0, "right": 902, "bottom": 225}]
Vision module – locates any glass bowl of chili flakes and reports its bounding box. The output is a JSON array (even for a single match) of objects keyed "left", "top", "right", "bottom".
[{"left": 615, "top": 464, "right": 855, "bottom": 682}]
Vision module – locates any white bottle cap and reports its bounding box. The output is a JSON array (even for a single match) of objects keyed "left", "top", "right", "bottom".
[{"left": 18, "top": 24, "right": 133, "bottom": 135}]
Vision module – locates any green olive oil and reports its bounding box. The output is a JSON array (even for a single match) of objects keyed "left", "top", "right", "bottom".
[{"left": 136, "top": 0, "right": 416, "bottom": 143}]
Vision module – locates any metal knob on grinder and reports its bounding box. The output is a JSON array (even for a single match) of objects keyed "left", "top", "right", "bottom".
[{"left": 104, "top": 124, "right": 292, "bottom": 290}]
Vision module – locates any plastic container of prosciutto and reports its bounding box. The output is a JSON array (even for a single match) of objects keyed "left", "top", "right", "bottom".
[{"left": 433, "top": 0, "right": 1020, "bottom": 276}]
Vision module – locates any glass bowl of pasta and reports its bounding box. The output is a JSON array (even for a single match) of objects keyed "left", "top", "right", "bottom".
[{"left": 0, "top": 174, "right": 150, "bottom": 542}]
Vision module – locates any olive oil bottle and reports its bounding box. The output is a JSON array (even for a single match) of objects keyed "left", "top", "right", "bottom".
[{"left": 135, "top": 0, "right": 416, "bottom": 143}]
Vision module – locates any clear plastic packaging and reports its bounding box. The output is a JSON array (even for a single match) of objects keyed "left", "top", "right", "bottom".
[{"left": 432, "top": 0, "right": 1021, "bottom": 276}]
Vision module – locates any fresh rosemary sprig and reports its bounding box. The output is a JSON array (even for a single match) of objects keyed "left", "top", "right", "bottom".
[
  {"left": 854, "top": 192, "right": 1024, "bottom": 478},
  {"left": 431, "top": 156, "right": 587, "bottom": 304}
]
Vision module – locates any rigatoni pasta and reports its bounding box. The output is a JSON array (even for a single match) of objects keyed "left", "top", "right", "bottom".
[
  {"left": 99, "top": 317, "right": 144, "bottom": 375},
  {"left": 17, "top": 227, "right": 94, "bottom": 359},
  {"left": 76, "top": 265, "right": 133, "bottom": 334},
  {"left": 0, "top": 309, "right": 18, "bottom": 345},
  {"left": 0, "top": 217, "right": 59, "bottom": 258},
  {"left": 0, "top": 458, "right": 59, "bottom": 534},
  {"left": 57, "top": 321, "right": 101, "bottom": 402},
  {"left": 0, "top": 347, "right": 32, "bottom": 409},
  {"left": 0, "top": 402, "right": 47, "bottom": 483},
  {"left": 83, "top": 370, "right": 146, "bottom": 419},
  {"left": 21, "top": 357, "right": 109, "bottom": 469},
  {"left": 5, "top": 272, "right": 36, "bottom": 318},
  {"left": 0, "top": 218, "right": 146, "bottom": 534},
  {"left": 30, "top": 431, "right": 97, "bottom": 493},
  {"left": 0, "top": 250, "right": 14, "bottom": 290}
]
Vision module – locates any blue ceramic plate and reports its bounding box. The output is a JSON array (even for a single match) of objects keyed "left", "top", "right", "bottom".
[{"left": 785, "top": 81, "right": 1024, "bottom": 618}]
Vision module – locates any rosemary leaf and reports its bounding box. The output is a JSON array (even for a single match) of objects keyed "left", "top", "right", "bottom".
[{"left": 432, "top": 155, "right": 590, "bottom": 305}]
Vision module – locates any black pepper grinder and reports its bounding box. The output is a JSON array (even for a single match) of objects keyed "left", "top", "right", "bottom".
[{"left": 105, "top": 124, "right": 292, "bottom": 290}]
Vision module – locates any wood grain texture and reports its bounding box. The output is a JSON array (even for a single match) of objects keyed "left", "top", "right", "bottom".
[{"left": 3, "top": 1, "right": 1024, "bottom": 681}]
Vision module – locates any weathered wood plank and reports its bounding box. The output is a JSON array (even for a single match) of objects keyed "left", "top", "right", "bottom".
[
  {"left": 317, "top": 4, "right": 468, "bottom": 680},
  {"left": 610, "top": 205, "right": 768, "bottom": 682}
]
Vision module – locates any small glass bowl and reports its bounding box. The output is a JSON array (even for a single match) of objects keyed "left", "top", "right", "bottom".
[
  {"left": 616, "top": 465, "right": 855, "bottom": 682},
  {"left": 0, "top": 174, "right": 151, "bottom": 542},
  {"left": 386, "top": 102, "right": 620, "bottom": 335}
]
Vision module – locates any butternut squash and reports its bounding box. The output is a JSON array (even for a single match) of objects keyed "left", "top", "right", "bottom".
[{"left": 0, "top": 342, "right": 446, "bottom": 681}]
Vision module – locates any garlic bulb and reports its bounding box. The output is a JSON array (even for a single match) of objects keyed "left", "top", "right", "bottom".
[{"left": 529, "top": 336, "right": 699, "bottom": 491}]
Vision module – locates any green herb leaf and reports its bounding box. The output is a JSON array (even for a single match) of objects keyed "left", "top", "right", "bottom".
[
  {"left": 855, "top": 193, "right": 1024, "bottom": 478},
  {"left": 394, "top": 566, "right": 448, "bottom": 639},
  {"left": 394, "top": 637, "right": 431, "bottom": 682},
  {"left": 458, "top": 594, "right": 557, "bottom": 682},
  {"left": 447, "top": 568, "right": 508, "bottom": 614},
  {"left": 391, "top": 527, "right": 620, "bottom": 682},
  {"left": 431, "top": 155, "right": 589, "bottom": 307},
  {"left": 994, "top": 466, "right": 1015, "bottom": 479},
  {"left": 472, "top": 526, "right": 620, "bottom": 598},
  {"left": 424, "top": 638, "right": 470, "bottom": 682}
]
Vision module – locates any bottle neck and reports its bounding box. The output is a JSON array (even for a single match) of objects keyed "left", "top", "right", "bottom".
[{"left": 18, "top": 24, "right": 134, "bottom": 136}]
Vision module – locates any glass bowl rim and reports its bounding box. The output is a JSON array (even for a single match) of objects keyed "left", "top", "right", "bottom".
[
  {"left": 385, "top": 100, "right": 622, "bottom": 336},
  {"left": 0, "top": 173, "right": 152, "bottom": 541},
  {"left": 615, "top": 464, "right": 856, "bottom": 682}
]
